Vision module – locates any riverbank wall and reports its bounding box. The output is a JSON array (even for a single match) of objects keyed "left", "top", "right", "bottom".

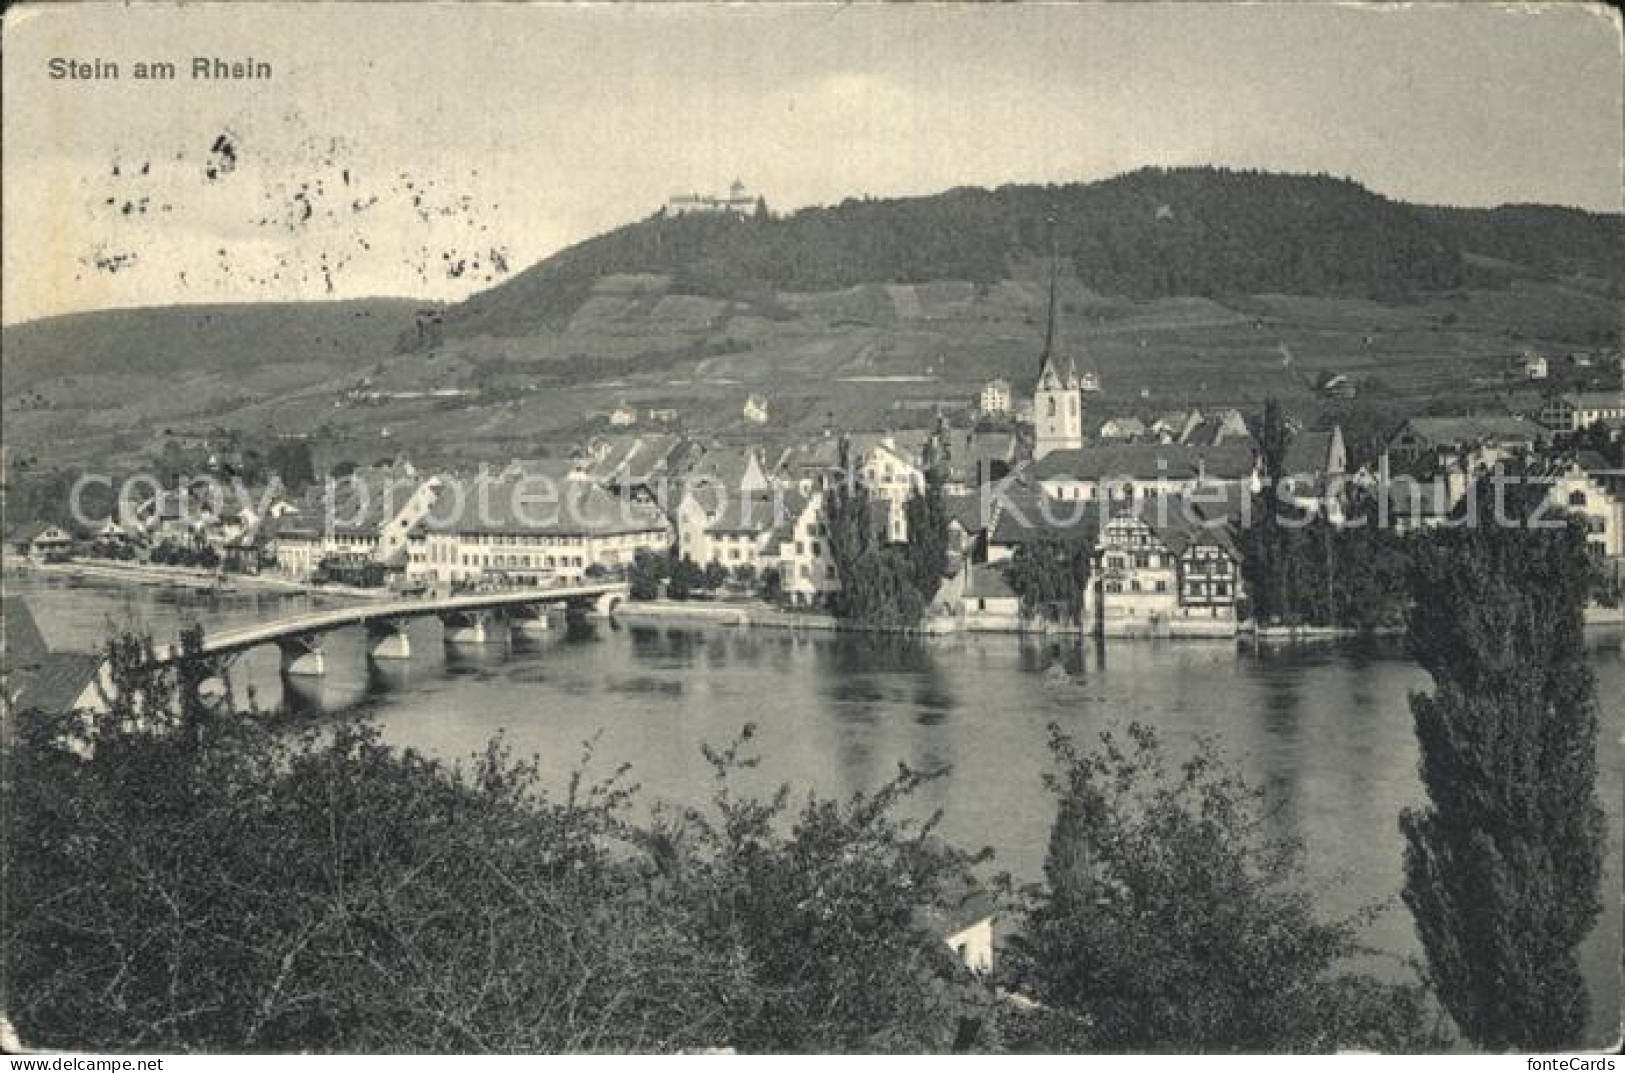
[{"left": 613, "top": 600, "right": 959, "bottom": 635}]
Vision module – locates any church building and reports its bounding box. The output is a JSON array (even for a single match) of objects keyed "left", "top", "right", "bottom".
[{"left": 1032, "top": 253, "right": 1090, "bottom": 461}]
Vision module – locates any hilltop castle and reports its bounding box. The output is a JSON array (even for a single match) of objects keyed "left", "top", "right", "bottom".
[{"left": 667, "top": 179, "right": 758, "bottom": 217}]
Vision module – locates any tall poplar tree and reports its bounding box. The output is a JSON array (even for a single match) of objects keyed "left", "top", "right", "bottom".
[{"left": 1400, "top": 495, "right": 1605, "bottom": 1050}]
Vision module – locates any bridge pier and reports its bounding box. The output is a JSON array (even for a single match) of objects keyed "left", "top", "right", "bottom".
[
  {"left": 507, "top": 603, "right": 553, "bottom": 637},
  {"left": 366, "top": 618, "right": 413, "bottom": 661},
  {"left": 592, "top": 590, "right": 624, "bottom": 619},
  {"left": 276, "top": 634, "right": 326, "bottom": 677},
  {"left": 441, "top": 609, "right": 503, "bottom": 646}
]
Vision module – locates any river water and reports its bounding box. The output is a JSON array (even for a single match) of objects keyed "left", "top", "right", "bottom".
[{"left": 11, "top": 573, "right": 1624, "bottom": 1047}]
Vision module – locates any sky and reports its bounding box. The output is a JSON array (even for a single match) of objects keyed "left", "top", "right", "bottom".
[{"left": 3, "top": 1, "right": 1621, "bottom": 325}]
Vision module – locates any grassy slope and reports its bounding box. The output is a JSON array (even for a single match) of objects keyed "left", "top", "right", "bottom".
[{"left": 3, "top": 170, "right": 1620, "bottom": 469}]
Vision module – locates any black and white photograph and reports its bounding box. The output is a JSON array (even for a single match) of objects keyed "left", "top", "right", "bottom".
[{"left": 1, "top": 0, "right": 1622, "bottom": 1058}]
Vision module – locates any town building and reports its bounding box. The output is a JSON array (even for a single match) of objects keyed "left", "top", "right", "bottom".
[
  {"left": 1096, "top": 416, "right": 1147, "bottom": 443},
  {"left": 676, "top": 489, "right": 798, "bottom": 575},
  {"left": 678, "top": 444, "right": 773, "bottom": 499},
  {"left": 1148, "top": 411, "right": 1202, "bottom": 444},
  {"left": 608, "top": 403, "right": 638, "bottom": 428},
  {"left": 1031, "top": 256, "right": 1092, "bottom": 460},
  {"left": 979, "top": 379, "right": 1012, "bottom": 416},
  {"left": 272, "top": 467, "right": 445, "bottom": 581},
  {"left": 6, "top": 522, "right": 74, "bottom": 562},
  {"left": 1541, "top": 389, "right": 1625, "bottom": 435},
  {"left": 406, "top": 476, "right": 668, "bottom": 591},
  {"left": 955, "top": 563, "right": 1023, "bottom": 632},
  {"left": 2, "top": 597, "right": 105, "bottom": 716},
  {"left": 772, "top": 435, "right": 848, "bottom": 495},
  {"left": 1517, "top": 352, "right": 1550, "bottom": 381},
  {"left": 1181, "top": 409, "right": 1252, "bottom": 448},
  {"left": 1081, "top": 495, "right": 1244, "bottom": 637},
  {"left": 932, "top": 428, "right": 1018, "bottom": 495},
  {"left": 984, "top": 487, "right": 1100, "bottom": 565},
  {"left": 742, "top": 393, "right": 770, "bottom": 425},
  {"left": 1030, "top": 443, "right": 1259, "bottom": 507},
  {"left": 577, "top": 434, "right": 702, "bottom": 506},
  {"left": 858, "top": 435, "right": 926, "bottom": 543},
  {"left": 667, "top": 179, "right": 758, "bottom": 217},
  {"left": 1532, "top": 458, "right": 1625, "bottom": 563},
  {"left": 1385, "top": 415, "right": 1543, "bottom": 467},
  {"left": 762, "top": 490, "right": 840, "bottom": 607}
]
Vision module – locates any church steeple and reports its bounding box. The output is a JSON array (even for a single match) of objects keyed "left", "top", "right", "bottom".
[
  {"left": 1032, "top": 214, "right": 1086, "bottom": 460},
  {"left": 1038, "top": 222, "right": 1063, "bottom": 381}
]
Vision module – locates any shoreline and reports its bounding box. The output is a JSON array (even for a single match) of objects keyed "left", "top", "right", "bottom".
[{"left": 3, "top": 556, "right": 395, "bottom": 602}]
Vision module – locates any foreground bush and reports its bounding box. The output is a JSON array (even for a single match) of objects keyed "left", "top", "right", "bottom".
[
  {"left": 1003, "top": 723, "right": 1449, "bottom": 1052},
  {"left": 3, "top": 637, "right": 995, "bottom": 1053}
]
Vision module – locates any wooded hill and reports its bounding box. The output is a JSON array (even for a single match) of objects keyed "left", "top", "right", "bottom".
[{"left": 441, "top": 166, "right": 1624, "bottom": 340}]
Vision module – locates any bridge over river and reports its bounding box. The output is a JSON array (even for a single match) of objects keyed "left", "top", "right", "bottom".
[{"left": 153, "top": 582, "right": 629, "bottom": 677}]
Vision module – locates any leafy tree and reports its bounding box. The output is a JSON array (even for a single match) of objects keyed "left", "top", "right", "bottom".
[
  {"left": 655, "top": 727, "right": 999, "bottom": 1052},
  {"left": 822, "top": 441, "right": 930, "bottom": 627},
  {"left": 1239, "top": 491, "right": 1412, "bottom": 631},
  {"left": 1243, "top": 397, "right": 1313, "bottom": 625},
  {"left": 667, "top": 555, "right": 705, "bottom": 601},
  {"left": 1400, "top": 496, "right": 1606, "bottom": 1051},
  {"left": 759, "top": 566, "right": 783, "bottom": 604},
  {"left": 5, "top": 636, "right": 1004, "bottom": 1053},
  {"left": 1006, "top": 723, "right": 1446, "bottom": 1052},
  {"left": 267, "top": 442, "right": 317, "bottom": 493},
  {"left": 702, "top": 560, "right": 730, "bottom": 594},
  {"left": 903, "top": 465, "right": 952, "bottom": 605},
  {"left": 628, "top": 548, "right": 669, "bottom": 601},
  {"left": 1003, "top": 538, "right": 1091, "bottom": 623}
]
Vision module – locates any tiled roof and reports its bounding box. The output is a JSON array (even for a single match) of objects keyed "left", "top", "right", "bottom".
[
  {"left": 706, "top": 492, "right": 793, "bottom": 535},
  {"left": 1098, "top": 416, "right": 1147, "bottom": 436},
  {"left": 10, "top": 652, "right": 104, "bottom": 713},
  {"left": 1560, "top": 392, "right": 1625, "bottom": 410},
  {"left": 774, "top": 437, "right": 846, "bottom": 474},
  {"left": 989, "top": 491, "right": 1101, "bottom": 547},
  {"left": 420, "top": 476, "right": 667, "bottom": 537},
  {"left": 2, "top": 597, "right": 52, "bottom": 670},
  {"left": 579, "top": 434, "right": 688, "bottom": 486},
  {"left": 764, "top": 490, "right": 813, "bottom": 547},
  {"left": 1284, "top": 429, "right": 1337, "bottom": 474},
  {"left": 682, "top": 446, "right": 765, "bottom": 494},
  {"left": 942, "top": 492, "right": 993, "bottom": 534},
  {"left": 1116, "top": 493, "right": 1240, "bottom": 558},
  {"left": 1030, "top": 443, "right": 1257, "bottom": 482},
  {"left": 5, "top": 521, "right": 69, "bottom": 545},
  {"left": 965, "top": 563, "right": 1017, "bottom": 600},
  {"left": 1396, "top": 416, "right": 1541, "bottom": 445}
]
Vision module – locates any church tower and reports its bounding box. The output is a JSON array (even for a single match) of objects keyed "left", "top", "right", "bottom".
[{"left": 1032, "top": 241, "right": 1085, "bottom": 461}]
